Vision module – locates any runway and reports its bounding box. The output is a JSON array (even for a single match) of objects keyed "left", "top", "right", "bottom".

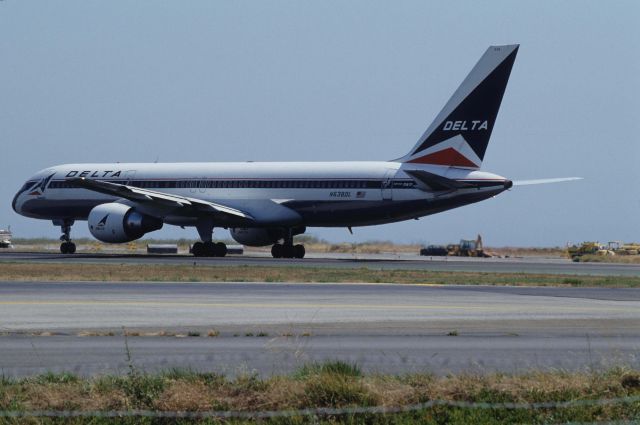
[
  {"left": 1, "top": 281, "right": 639, "bottom": 377},
  {"left": 2, "top": 251, "right": 640, "bottom": 276}
]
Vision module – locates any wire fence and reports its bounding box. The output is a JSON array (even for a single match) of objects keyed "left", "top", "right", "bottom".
[{"left": 1, "top": 394, "right": 639, "bottom": 419}]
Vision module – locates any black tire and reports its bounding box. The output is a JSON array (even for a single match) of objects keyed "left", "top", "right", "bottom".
[
  {"left": 294, "top": 244, "right": 305, "bottom": 259},
  {"left": 282, "top": 245, "right": 295, "bottom": 259},
  {"left": 67, "top": 242, "right": 76, "bottom": 254},
  {"left": 192, "top": 242, "right": 205, "bottom": 257},
  {"left": 60, "top": 242, "right": 68, "bottom": 254},
  {"left": 271, "top": 244, "right": 283, "bottom": 258},
  {"left": 203, "top": 241, "right": 216, "bottom": 257},
  {"left": 215, "top": 242, "right": 227, "bottom": 257}
]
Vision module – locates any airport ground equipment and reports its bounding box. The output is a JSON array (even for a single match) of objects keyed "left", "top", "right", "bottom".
[
  {"left": 567, "top": 241, "right": 640, "bottom": 260},
  {"left": 567, "top": 242, "right": 605, "bottom": 260},
  {"left": 420, "top": 245, "right": 448, "bottom": 256},
  {"left": 607, "top": 241, "right": 640, "bottom": 256},
  {"left": 0, "top": 228, "right": 12, "bottom": 248},
  {"left": 446, "top": 234, "right": 490, "bottom": 257}
]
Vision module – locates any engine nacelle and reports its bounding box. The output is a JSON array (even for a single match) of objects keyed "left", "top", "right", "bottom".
[
  {"left": 230, "top": 226, "right": 305, "bottom": 247},
  {"left": 88, "top": 203, "right": 163, "bottom": 243}
]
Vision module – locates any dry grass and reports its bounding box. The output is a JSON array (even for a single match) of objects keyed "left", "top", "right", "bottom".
[
  {"left": 489, "top": 246, "right": 568, "bottom": 258},
  {"left": 577, "top": 254, "right": 640, "bottom": 264},
  {"left": 302, "top": 241, "right": 421, "bottom": 254},
  {"left": 153, "top": 380, "right": 212, "bottom": 411},
  {"left": 1, "top": 262, "right": 639, "bottom": 287},
  {"left": 2, "top": 366, "right": 640, "bottom": 418},
  {"left": 14, "top": 381, "right": 128, "bottom": 411}
]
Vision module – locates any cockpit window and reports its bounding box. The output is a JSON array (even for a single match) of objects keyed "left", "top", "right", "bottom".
[{"left": 19, "top": 181, "right": 37, "bottom": 192}]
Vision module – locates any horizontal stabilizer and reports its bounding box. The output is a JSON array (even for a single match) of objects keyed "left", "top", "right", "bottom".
[
  {"left": 404, "top": 169, "right": 476, "bottom": 191},
  {"left": 513, "top": 177, "right": 582, "bottom": 186}
]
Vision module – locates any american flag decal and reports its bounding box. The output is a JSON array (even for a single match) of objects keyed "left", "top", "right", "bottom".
[{"left": 356, "top": 191, "right": 365, "bottom": 198}]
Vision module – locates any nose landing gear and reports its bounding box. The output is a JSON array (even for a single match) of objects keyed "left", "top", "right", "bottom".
[
  {"left": 60, "top": 241, "right": 76, "bottom": 254},
  {"left": 56, "top": 219, "right": 76, "bottom": 254}
]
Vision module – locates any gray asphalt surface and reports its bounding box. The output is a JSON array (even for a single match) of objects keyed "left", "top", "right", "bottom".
[
  {"left": 2, "top": 251, "right": 640, "bottom": 276},
  {"left": 1, "top": 281, "right": 639, "bottom": 377}
]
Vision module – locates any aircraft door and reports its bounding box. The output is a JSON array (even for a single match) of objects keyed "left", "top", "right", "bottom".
[
  {"left": 124, "top": 170, "right": 136, "bottom": 185},
  {"left": 381, "top": 170, "right": 394, "bottom": 201}
]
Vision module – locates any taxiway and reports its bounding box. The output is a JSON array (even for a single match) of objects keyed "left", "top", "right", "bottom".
[
  {"left": 1, "top": 251, "right": 639, "bottom": 276},
  {"left": 0, "top": 281, "right": 638, "bottom": 377}
]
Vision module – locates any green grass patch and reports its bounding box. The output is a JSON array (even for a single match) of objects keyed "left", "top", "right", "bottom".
[{"left": 294, "top": 361, "right": 363, "bottom": 379}]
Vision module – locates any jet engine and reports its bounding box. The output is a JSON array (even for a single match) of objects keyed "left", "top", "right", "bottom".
[
  {"left": 88, "top": 203, "right": 163, "bottom": 243},
  {"left": 230, "top": 226, "right": 305, "bottom": 247}
]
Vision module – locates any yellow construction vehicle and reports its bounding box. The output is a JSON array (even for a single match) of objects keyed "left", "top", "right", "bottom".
[
  {"left": 608, "top": 241, "right": 640, "bottom": 256},
  {"left": 621, "top": 243, "right": 640, "bottom": 256},
  {"left": 446, "top": 235, "right": 490, "bottom": 257},
  {"left": 567, "top": 242, "right": 604, "bottom": 260}
]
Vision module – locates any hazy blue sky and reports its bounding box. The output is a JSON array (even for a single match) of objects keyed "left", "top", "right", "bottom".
[{"left": 1, "top": 1, "right": 638, "bottom": 246}]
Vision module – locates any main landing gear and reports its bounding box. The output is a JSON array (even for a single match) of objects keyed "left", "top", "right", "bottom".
[
  {"left": 271, "top": 243, "right": 305, "bottom": 259},
  {"left": 271, "top": 229, "right": 305, "bottom": 259},
  {"left": 192, "top": 219, "right": 227, "bottom": 257},
  {"left": 57, "top": 219, "right": 76, "bottom": 254},
  {"left": 192, "top": 241, "right": 227, "bottom": 257}
]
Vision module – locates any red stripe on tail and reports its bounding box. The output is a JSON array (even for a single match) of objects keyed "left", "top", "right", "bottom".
[{"left": 407, "top": 148, "right": 478, "bottom": 168}]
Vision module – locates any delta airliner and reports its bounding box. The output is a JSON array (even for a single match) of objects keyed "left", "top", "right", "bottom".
[{"left": 12, "top": 45, "right": 577, "bottom": 258}]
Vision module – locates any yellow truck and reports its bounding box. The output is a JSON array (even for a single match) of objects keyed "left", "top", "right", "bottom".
[
  {"left": 567, "top": 242, "right": 604, "bottom": 260},
  {"left": 568, "top": 241, "right": 640, "bottom": 260},
  {"left": 447, "top": 235, "right": 491, "bottom": 258},
  {"left": 607, "top": 241, "right": 640, "bottom": 256}
]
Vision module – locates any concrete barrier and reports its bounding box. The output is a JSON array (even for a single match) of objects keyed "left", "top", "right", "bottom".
[
  {"left": 187, "top": 244, "right": 244, "bottom": 255},
  {"left": 147, "top": 244, "right": 178, "bottom": 254},
  {"left": 226, "top": 245, "right": 244, "bottom": 255}
]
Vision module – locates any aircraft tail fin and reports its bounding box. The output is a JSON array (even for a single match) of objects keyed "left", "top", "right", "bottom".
[{"left": 399, "top": 44, "right": 519, "bottom": 168}]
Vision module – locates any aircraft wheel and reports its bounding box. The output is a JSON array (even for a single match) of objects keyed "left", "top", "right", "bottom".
[
  {"left": 202, "top": 241, "right": 216, "bottom": 257},
  {"left": 215, "top": 242, "right": 227, "bottom": 257},
  {"left": 294, "top": 244, "right": 305, "bottom": 259},
  {"left": 60, "top": 242, "right": 76, "bottom": 254},
  {"left": 282, "top": 244, "right": 295, "bottom": 259},
  {"left": 192, "top": 242, "right": 205, "bottom": 257},
  {"left": 271, "top": 244, "right": 283, "bottom": 258}
]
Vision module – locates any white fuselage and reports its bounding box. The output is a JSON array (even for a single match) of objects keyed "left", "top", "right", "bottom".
[{"left": 13, "top": 161, "right": 509, "bottom": 229}]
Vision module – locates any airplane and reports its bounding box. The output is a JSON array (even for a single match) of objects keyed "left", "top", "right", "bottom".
[{"left": 12, "top": 44, "right": 579, "bottom": 258}]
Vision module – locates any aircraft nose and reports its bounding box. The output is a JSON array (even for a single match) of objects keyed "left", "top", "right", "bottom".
[
  {"left": 504, "top": 180, "right": 513, "bottom": 189},
  {"left": 12, "top": 180, "right": 37, "bottom": 215},
  {"left": 12, "top": 189, "right": 22, "bottom": 214}
]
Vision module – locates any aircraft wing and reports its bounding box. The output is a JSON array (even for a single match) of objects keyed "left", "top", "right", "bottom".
[{"left": 67, "top": 177, "right": 254, "bottom": 221}]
